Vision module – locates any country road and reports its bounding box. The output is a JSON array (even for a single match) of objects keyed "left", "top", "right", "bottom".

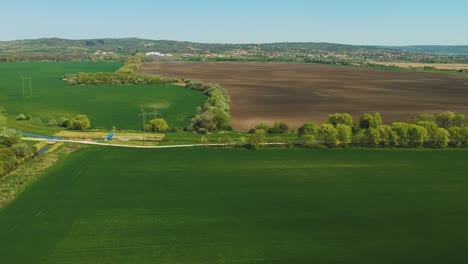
[{"left": 22, "top": 137, "right": 288, "bottom": 149}]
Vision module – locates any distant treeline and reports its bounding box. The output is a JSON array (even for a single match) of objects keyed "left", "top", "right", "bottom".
[
  {"left": 181, "top": 56, "right": 356, "bottom": 66},
  {"left": 63, "top": 54, "right": 179, "bottom": 85},
  {"left": 0, "top": 53, "right": 124, "bottom": 62}
]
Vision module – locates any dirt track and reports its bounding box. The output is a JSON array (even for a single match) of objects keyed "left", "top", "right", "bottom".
[{"left": 140, "top": 62, "right": 468, "bottom": 130}]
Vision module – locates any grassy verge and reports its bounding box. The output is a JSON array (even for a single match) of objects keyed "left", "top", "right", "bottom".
[{"left": 0, "top": 144, "right": 79, "bottom": 208}]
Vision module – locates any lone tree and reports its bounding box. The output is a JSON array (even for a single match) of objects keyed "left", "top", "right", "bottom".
[
  {"left": 148, "top": 118, "right": 169, "bottom": 132},
  {"left": 298, "top": 122, "right": 319, "bottom": 143},
  {"left": 68, "top": 115, "right": 91, "bottom": 130},
  {"left": 249, "top": 129, "right": 266, "bottom": 149}
]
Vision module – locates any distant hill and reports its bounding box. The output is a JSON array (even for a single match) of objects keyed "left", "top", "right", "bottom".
[
  {"left": 384, "top": 45, "right": 468, "bottom": 56},
  {"left": 0, "top": 38, "right": 386, "bottom": 54},
  {"left": 1, "top": 38, "right": 467, "bottom": 63}
]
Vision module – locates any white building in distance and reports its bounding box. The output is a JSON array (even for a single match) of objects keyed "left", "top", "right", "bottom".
[{"left": 146, "top": 52, "right": 174, "bottom": 57}]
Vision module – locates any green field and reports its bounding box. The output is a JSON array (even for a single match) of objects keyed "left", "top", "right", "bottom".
[
  {"left": 0, "top": 62, "right": 206, "bottom": 131},
  {"left": 1, "top": 147, "right": 468, "bottom": 263}
]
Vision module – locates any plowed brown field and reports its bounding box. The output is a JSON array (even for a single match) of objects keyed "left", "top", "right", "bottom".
[{"left": 140, "top": 62, "right": 468, "bottom": 130}]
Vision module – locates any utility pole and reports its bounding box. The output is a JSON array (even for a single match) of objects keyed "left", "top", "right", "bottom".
[{"left": 138, "top": 107, "right": 153, "bottom": 146}]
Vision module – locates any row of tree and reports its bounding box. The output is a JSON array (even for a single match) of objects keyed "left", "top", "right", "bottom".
[
  {"left": 63, "top": 72, "right": 179, "bottom": 86},
  {"left": 250, "top": 111, "right": 468, "bottom": 148},
  {"left": 307, "top": 112, "right": 467, "bottom": 148},
  {"left": 185, "top": 81, "right": 231, "bottom": 133},
  {"left": 63, "top": 54, "right": 179, "bottom": 85}
]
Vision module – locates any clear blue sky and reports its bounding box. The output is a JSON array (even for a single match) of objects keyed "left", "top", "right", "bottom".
[{"left": 1, "top": 0, "right": 467, "bottom": 45}]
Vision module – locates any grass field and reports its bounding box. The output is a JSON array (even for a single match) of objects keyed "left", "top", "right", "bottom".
[
  {"left": 1, "top": 147, "right": 468, "bottom": 263},
  {"left": 0, "top": 62, "right": 205, "bottom": 131}
]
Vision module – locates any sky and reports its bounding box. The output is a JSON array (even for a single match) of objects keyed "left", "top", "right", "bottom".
[{"left": 1, "top": 0, "right": 467, "bottom": 45}]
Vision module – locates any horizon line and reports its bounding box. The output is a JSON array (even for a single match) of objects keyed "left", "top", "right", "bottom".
[{"left": 0, "top": 37, "right": 467, "bottom": 47}]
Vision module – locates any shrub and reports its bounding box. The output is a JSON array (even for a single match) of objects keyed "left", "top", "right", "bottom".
[
  {"left": 47, "top": 119, "right": 59, "bottom": 127},
  {"left": 68, "top": 115, "right": 91, "bottom": 130},
  {"left": 148, "top": 118, "right": 169, "bottom": 132},
  {"left": 59, "top": 117, "right": 70, "bottom": 127},
  {"left": 268, "top": 122, "right": 289, "bottom": 134},
  {"left": 0, "top": 148, "right": 17, "bottom": 175},
  {"left": 298, "top": 122, "right": 319, "bottom": 142},
  {"left": 249, "top": 129, "right": 266, "bottom": 149},
  {"left": 16, "top": 114, "right": 29, "bottom": 121},
  {"left": 2, "top": 129, "right": 22, "bottom": 147},
  {"left": 12, "top": 143, "right": 33, "bottom": 158}
]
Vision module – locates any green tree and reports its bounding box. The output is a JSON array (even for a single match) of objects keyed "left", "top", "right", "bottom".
[
  {"left": 416, "top": 121, "right": 438, "bottom": 145},
  {"left": 0, "top": 148, "right": 17, "bottom": 175},
  {"left": 365, "top": 128, "right": 381, "bottom": 146},
  {"left": 254, "top": 123, "right": 269, "bottom": 132},
  {"left": 148, "top": 118, "right": 169, "bottom": 132},
  {"left": 2, "top": 129, "right": 22, "bottom": 146},
  {"left": 447, "top": 126, "right": 463, "bottom": 147},
  {"left": 411, "top": 113, "right": 435, "bottom": 123},
  {"left": 408, "top": 124, "right": 429, "bottom": 147},
  {"left": 433, "top": 128, "right": 450, "bottom": 148},
  {"left": 435, "top": 111, "right": 456, "bottom": 129},
  {"left": 68, "top": 115, "right": 91, "bottom": 130},
  {"left": 392, "top": 122, "right": 410, "bottom": 146},
  {"left": 336, "top": 124, "right": 352, "bottom": 145},
  {"left": 453, "top": 114, "right": 466, "bottom": 127},
  {"left": 328, "top": 113, "right": 353, "bottom": 127},
  {"left": 319, "top": 124, "right": 338, "bottom": 145},
  {"left": 268, "top": 122, "right": 289, "bottom": 134},
  {"left": 359, "top": 112, "right": 382, "bottom": 129},
  {"left": 378, "top": 125, "right": 398, "bottom": 146},
  {"left": 298, "top": 122, "right": 318, "bottom": 143},
  {"left": 12, "top": 143, "right": 33, "bottom": 158},
  {"left": 373, "top": 112, "right": 383, "bottom": 127},
  {"left": 249, "top": 129, "right": 267, "bottom": 148}
]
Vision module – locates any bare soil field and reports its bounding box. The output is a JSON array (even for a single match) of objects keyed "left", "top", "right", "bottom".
[
  {"left": 376, "top": 62, "right": 468, "bottom": 70},
  {"left": 140, "top": 62, "right": 468, "bottom": 130}
]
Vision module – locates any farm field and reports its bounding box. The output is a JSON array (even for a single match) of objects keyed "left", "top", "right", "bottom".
[
  {"left": 140, "top": 62, "right": 468, "bottom": 130},
  {"left": 0, "top": 62, "right": 206, "bottom": 131},
  {"left": 1, "top": 147, "right": 468, "bottom": 264},
  {"left": 376, "top": 62, "right": 468, "bottom": 70}
]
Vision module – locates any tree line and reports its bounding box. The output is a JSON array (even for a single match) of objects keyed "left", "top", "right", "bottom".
[
  {"left": 249, "top": 111, "right": 468, "bottom": 148},
  {"left": 184, "top": 81, "right": 231, "bottom": 133},
  {"left": 63, "top": 54, "right": 179, "bottom": 85}
]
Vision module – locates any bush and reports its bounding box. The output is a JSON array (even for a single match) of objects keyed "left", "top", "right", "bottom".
[
  {"left": 2, "top": 129, "right": 22, "bottom": 146},
  {"left": 298, "top": 122, "right": 319, "bottom": 142},
  {"left": 12, "top": 143, "right": 33, "bottom": 158},
  {"left": 268, "top": 122, "right": 289, "bottom": 134},
  {"left": 148, "top": 118, "right": 169, "bottom": 132},
  {"left": 197, "top": 128, "right": 208, "bottom": 135},
  {"left": 249, "top": 129, "right": 266, "bottom": 149},
  {"left": 68, "top": 115, "right": 91, "bottom": 130},
  {"left": 254, "top": 123, "right": 269, "bottom": 131},
  {"left": 59, "top": 117, "right": 70, "bottom": 127},
  {"left": 16, "top": 114, "right": 29, "bottom": 121},
  {"left": 0, "top": 148, "right": 17, "bottom": 175},
  {"left": 47, "top": 119, "right": 59, "bottom": 127}
]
